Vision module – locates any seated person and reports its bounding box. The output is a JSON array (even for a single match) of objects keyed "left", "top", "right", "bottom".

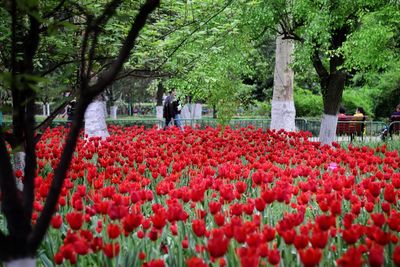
[
  {"left": 353, "top": 107, "right": 366, "bottom": 136},
  {"left": 389, "top": 104, "right": 400, "bottom": 136},
  {"left": 380, "top": 104, "right": 400, "bottom": 140},
  {"left": 353, "top": 107, "right": 366, "bottom": 118},
  {"left": 390, "top": 104, "right": 400, "bottom": 117},
  {"left": 338, "top": 106, "right": 347, "bottom": 119}
]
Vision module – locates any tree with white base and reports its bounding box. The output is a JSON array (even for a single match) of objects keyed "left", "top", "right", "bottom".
[
  {"left": 270, "top": 31, "right": 296, "bottom": 132},
  {"left": 84, "top": 94, "right": 110, "bottom": 139}
]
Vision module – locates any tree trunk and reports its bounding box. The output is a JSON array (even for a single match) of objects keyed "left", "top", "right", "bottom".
[
  {"left": 318, "top": 72, "right": 346, "bottom": 145},
  {"left": 313, "top": 25, "right": 349, "bottom": 145},
  {"left": 84, "top": 97, "right": 109, "bottom": 139},
  {"left": 193, "top": 103, "right": 202, "bottom": 119},
  {"left": 181, "top": 104, "right": 191, "bottom": 120},
  {"left": 319, "top": 114, "right": 338, "bottom": 145},
  {"left": 270, "top": 31, "right": 296, "bottom": 131},
  {"left": 110, "top": 105, "right": 118, "bottom": 120},
  {"left": 5, "top": 258, "right": 35, "bottom": 267},
  {"left": 156, "top": 82, "right": 164, "bottom": 106},
  {"left": 212, "top": 105, "right": 217, "bottom": 119},
  {"left": 13, "top": 151, "right": 25, "bottom": 191}
]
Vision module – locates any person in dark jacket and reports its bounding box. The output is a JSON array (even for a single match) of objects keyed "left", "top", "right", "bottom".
[
  {"left": 163, "top": 91, "right": 174, "bottom": 129},
  {"left": 163, "top": 90, "right": 183, "bottom": 130},
  {"left": 66, "top": 99, "right": 76, "bottom": 127}
]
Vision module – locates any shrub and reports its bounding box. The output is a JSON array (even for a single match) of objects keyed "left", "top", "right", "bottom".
[{"left": 294, "top": 88, "right": 323, "bottom": 117}]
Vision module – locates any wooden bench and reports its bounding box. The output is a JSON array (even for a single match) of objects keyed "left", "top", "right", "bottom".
[{"left": 337, "top": 116, "right": 367, "bottom": 141}]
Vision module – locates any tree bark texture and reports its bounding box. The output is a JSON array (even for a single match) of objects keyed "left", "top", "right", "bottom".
[
  {"left": 110, "top": 105, "right": 118, "bottom": 119},
  {"left": 313, "top": 25, "right": 349, "bottom": 145},
  {"left": 270, "top": 32, "right": 296, "bottom": 131},
  {"left": 156, "top": 106, "right": 163, "bottom": 120},
  {"left": 319, "top": 114, "right": 338, "bottom": 145},
  {"left": 84, "top": 98, "right": 110, "bottom": 139},
  {"left": 5, "top": 258, "right": 35, "bottom": 267}
]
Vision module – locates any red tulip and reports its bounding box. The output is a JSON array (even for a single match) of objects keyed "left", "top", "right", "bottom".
[
  {"left": 192, "top": 219, "right": 206, "bottom": 237},
  {"left": 299, "top": 247, "right": 322, "bottom": 267},
  {"left": 107, "top": 224, "right": 121, "bottom": 239},
  {"left": 65, "top": 212, "right": 83, "bottom": 231}
]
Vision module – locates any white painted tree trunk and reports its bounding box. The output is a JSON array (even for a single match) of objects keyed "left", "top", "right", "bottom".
[
  {"left": 181, "top": 104, "right": 191, "bottom": 120},
  {"left": 84, "top": 100, "right": 109, "bottom": 139},
  {"left": 270, "top": 30, "right": 296, "bottom": 132},
  {"left": 42, "top": 104, "right": 46, "bottom": 116},
  {"left": 319, "top": 114, "right": 338, "bottom": 145},
  {"left": 193, "top": 103, "right": 202, "bottom": 119},
  {"left": 42, "top": 103, "right": 50, "bottom": 116},
  {"left": 156, "top": 106, "right": 163, "bottom": 129},
  {"left": 156, "top": 106, "right": 163, "bottom": 120},
  {"left": 13, "top": 151, "right": 25, "bottom": 191},
  {"left": 5, "top": 258, "right": 35, "bottom": 267},
  {"left": 110, "top": 105, "right": 118, "bottom": 120}
]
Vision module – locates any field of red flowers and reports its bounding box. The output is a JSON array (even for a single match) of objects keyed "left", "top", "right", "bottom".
[{"left": 24, "top": 125, "right": 400, "bottom": 266}]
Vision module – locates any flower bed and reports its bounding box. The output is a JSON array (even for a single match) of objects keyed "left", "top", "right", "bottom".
[{"left": 22, "top": 126, "right": 400, "bottom": 266}]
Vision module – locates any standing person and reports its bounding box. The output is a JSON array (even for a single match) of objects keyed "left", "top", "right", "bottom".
[
  {"left": 66, "top": 99, "right": 76, "bottom": 127},
  {"left": 172, "top": 92, "right": 183, "bottom": 131},
  {"left": 163, "top": 91, "right": 174, "bottom": 129}
]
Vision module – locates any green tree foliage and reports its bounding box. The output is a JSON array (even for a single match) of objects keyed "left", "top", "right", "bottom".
[{"left": 294, "top": 88, "right": 323, "bottom": 118}]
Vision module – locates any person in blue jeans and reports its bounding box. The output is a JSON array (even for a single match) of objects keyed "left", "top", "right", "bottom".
[
  {"left": 163, "top": 90, "right": 183, "bottom": 131},
  {"left": 171, "top": 90, "right": 183, "bottom": 131}
]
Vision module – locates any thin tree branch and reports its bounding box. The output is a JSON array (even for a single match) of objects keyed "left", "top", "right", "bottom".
[
  {"left": 87, "top": 0, "right": 160, "bottom": 97},
  {"left": 115, "top": 69, "right": 172, "bottom": 81},
  {"left": 86, "top": 0, "right": 123, "bottom": 78},
  {"left": 154, "top": 0, "right": 234, "bottom": 72},
  {"left": 34, "top": 93, "right": 76, "bottom": 143},
  {"left": 39, "top": 59, "right": 76, "bottom": 77},
  {"left": 43, "top": 0, "right": 67, "bottom": 19}
]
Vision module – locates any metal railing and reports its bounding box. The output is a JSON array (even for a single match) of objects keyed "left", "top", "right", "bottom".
[{"left": 1, "top": 117, "right": 398, "bottom": 142}]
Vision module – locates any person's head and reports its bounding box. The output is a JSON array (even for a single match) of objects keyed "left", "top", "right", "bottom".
[
  {"left": 339, "top": 106, "right": 346, "bottom": 114},
  {"left": 356, "top": 107, "right": 365, "bottom": 114},
  {"left": 396, "top": 104, "right": 400, "bottom": 112}
]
